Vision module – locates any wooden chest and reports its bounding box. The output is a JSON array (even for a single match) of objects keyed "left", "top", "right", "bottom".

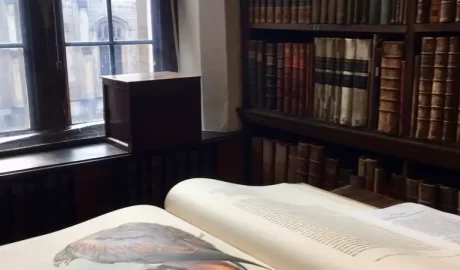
[{"left": 101, "top": 72, "right": 202, "bottom": 153}]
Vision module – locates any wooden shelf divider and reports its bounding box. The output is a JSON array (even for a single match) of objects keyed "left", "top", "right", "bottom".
[
  {"left": 251, "top": 23, "right": 407, "bottom": 33},
  {"left": 414, "top": 23, "right": 460, "bottom": 32}
]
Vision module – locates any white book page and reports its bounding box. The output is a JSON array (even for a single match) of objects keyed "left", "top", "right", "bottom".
[
  {"left": 165, "top": 178, "right": 460, "bottom": 270},
  {"left": 0, "top": 205, "right": 270, "bottom": 270}
]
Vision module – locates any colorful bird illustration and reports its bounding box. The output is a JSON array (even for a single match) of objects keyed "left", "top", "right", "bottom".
[{"left": 53, "top": 222, "right": 269, "bottom": 270}]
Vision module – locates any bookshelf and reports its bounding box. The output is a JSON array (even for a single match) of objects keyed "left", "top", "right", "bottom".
[{"left": 251, "top": 23, "right": 407, "bottom": 33}]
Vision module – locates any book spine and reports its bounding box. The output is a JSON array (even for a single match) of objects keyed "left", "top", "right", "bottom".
[
  {"left": 398, "top": 0, "right": 405, "bottom": 23},
  {"left": 340, "top": 38, "right": 356, "bottom": 125},
  {"left": 308, "top": 145, "right": 324, "bottom": 187},
  {"left": 395, "top": 0, "right": 401, "bottom": 24},
  {"left": 399, "top": 61, "right": 406, "bottom": 135},
  {"left": 267, "top": 0, "right": 275, "bottom": 23},
  {"left": 440, "top": 185, "right": 459, "bottom": 214},
  {"left": 274, "top": 142, "right": 289, "bottom": 183},
  {"left": 320, "top": 0, "right": 329, "bottom": 24},
  {"left": 296, "top": 142, "right": 310, "bottom": 183},
  {"left": 275, "top": 0, "right": 284, "bottom": 23},
  {"left": 369, "top": 0, "right": 381, "bottom": 24},
  {"left": 430, "top": 0, "right": 443, "bottom": 22},
  {"left": 328, "top": 0, "right": 337, "bottom": 24},
  {"left": 251, "top": 138, "right": 264, "bottom": 185},
  {"left": 380, "top": 0, "right": 391, "bottom": 24},
  {"left": 350, "top": 175, "right": 366, "bottom": 188},
  {"left": 306, "top": 0, "right": 313, "bottom": 23},
  {"left": 365, "top": 159, "right": 378, "bottom": 191},
  {"left": 406, "top": 178, "right": 421, "bottom": 202},
  {"left": 338, "top": 168, "right": 352, "bottom": 187},
  {"left": 336, "top": 0, "right": 346, "bottom": 24},
  {"left": 286, "top": 145, "right": 298, "bottom": 183},
  {"left": 249, "top": 0, "right": 255, "bottom": 23},
  {"left": 442, "top": 37, "right": 460, "bottom": 142},
  {"left": 255, "top": 0, "right": 261, "bottom": 23},
  {"left": 416, "top": 0, "right": 428, "bottom": 23},
  {"left": 292, "top": 43, "right": 300, "bottom": 115},
  {"left": 333, "top": 38, "right": 345, "bottom": 124},
  {"left": 360, "top": 0, "right": 369, "bottom": 23},
  {"left": 456, "top": 0, "right": 460, "bottom": 21},
  {"left": 390, "top": 173, "right": 406, "bottom": 200},
  {"left": 324, "top": 38, "right": 334, "bottom": 121},
  {"left": 306, "top": 44, "right": 313, "bottom": 116},
  {"left": 314, "top": 38, "right": 325, "bottom": 119},
  {"left": 351, "top": 39, "right": 372, "bottom": 127},
  {"left": 411, "top": 56, "right": 421, "bottom": 138},
  {"left": 261, "top": 0, "right": 267, "bottom": 23},
  {"left": 283, "top": 0, "right": 292, "bottom": 23},
  {"left": 428, "top": 37, "right": 448, "bottom": 141},
  {"left": 324, "top": 158, "right": 340, "bottom": 191},
  {"left": 353, "top": 0, "right": 360, "bottom": 24},
  {"left": 291, "top": 0, "right": 299, "bottom": 23},
  {"left": 298, "top": 0, "right": 307, "bottom": 23},
  {"left": 358, "top": 156, "right": 367, "bottom": 176},
  {"left": 256, "top": 40, "right": 266, "bottom": 108},
  {"left": 262, "top": 139, "right": 276, "bottom": 185},
  {"left": 418, "top": 182, "right": 439, "bottom": 209},
  {"left": 312, "top": 0, "right": 320, "bottom": 23},
  {"left": 416, "top": 37, "right": 436, "bottom": 139},
  {"left": 378, "top": 41, "right": 404, "bottom": 134},
  {"left": 248, "top": 40, "right": 258, "bottom": 108},
  {"left": 299, "top": 44, "right": 307, "bottom": 116},
  {"left": 346, "top": 0, "right": 354, "bottom": 24},
  {"left": 374, "top": 168, "right": 387, "bottom": 195},
  {"left": 266, "top": 43, "right": 277, "bottom": 110},
  {"left": 441, "top": 0, "right": 456, "bottom": 22},
  {"left": 277, "top": 43, "right": 285, "bottom": 111},
  {"left": 284, "top": 43, "right": 293, "bottom": 113}
]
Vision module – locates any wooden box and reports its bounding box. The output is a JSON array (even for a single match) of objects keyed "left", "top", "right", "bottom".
[{"left": 101, "top": 72, "right": 202, "bottom": 153}]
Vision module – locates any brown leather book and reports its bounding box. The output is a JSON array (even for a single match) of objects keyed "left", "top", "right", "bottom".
[
  {"left": 274, "top": 142, "right": 290, "bottom": 184},
  {"left": 365, "top": 159, "right": 378, "bottom": 192},
  {"left": 400, "top": 0, "right": 407, "bottom": 24},
  {"left": 320, "top": 0, "right": 329, "bottom": 23},
  {"left": 262, "top": 139, "right": 276, "bottom": 185},
  {"left": 406, "top": 178, "right": 421, "bottom": 203},
  {"left": 298, "top": 44, "right": 307, "bottom": 116},
  {"left": 265, "top": 43, "right": 277, "bottom": 110},
  {"left": 292, "top": 43, "right": 300, "bottom": 115},
  {"left": 416, "top": 0, "right": 429, "bottom": 23},
  {"left": 308, "top": 144, "right": 325, "bottom": 187},
  {"left": 328, "top": 0, "right": 337, "bottom": 24},
  {"left": 287, "top": 145, "right": 299, "bottom": 183},
  {"left": 353, "top": 0, "right": 360, "bottom": 24},
  {"left": 378, "top": 41, "right": 404, "bottom": 134},
  {"left": 291, "top": 0, "right": 299, "bottom": 23},
  {"left": 358, "top": 156, "right": 367, "bottom": 177},
  {"left": 305, "top": 0, "right": 313, "bottom": 23},
  {"left": 312, "top": 0, "right": 320, "bottom": 23},
  {"left": 416, "top": 37, "right": 436, "bottom": 139},
  {"left": 255, "top": 0, "right": 261, "bottom": 23},
  {"left": 428, "top": 37, "right": 448, "bottom": 141},
  {"left": 256, "top": 40, "right": 267, "bottom": 108},
  {"left": 267, "top": 0, "right": 276, "bottom": 23},
  {"left": 336, "top": 0, "right": 346, "bottom": 24},
  {"left": 390, "top": 173, "right": 406, "bottom": 201},
  {"left": 374, "top": 168, "right": 388, "bottom": 195},
  {"left": 440, "top": 0, "right": 456, "bottom": 22},
  {"left": 430, "top": 0, "right": 443, "bottom": 22},
  {"left": 439, "top": 185, "right": 459, "bottom": 214},
  {"left": 338, "top": 168, "right": 352, "bottom": 187},
  {"left": 283, "top": 0, "right": 292, "bottom": 23},
  {"left": 333, "top": 38, "right": 345, "bottom": 124},
  {"left": 296, "top": 142, "right": 310, "bottom": 183},
  {"left": 251, "top": 137, "right": 264, "bottom": 185},
  {"left": 324, "top": 38, "right": 335, "bottom": 122},
  {"left": 284, "top": 43, "right": 293, "bottom": 113},
  {"left": 360, "top": 0, "right": 369, "bottom": 23},
  {"left": 261, "top": 0, "right": 267, "bottom": 23},
  {"left": 249, "top": 40, "right": 258, "bottom": 108},
  {"left": 350, "top": 175, "right": 366, "bottom": 188},
  {"left": 456, "top": 0, "right": 460, "bottom": 21},
  {"left": 346, "top": 0, "right": 354, "bottom": 24},
  {"left": 418, "top": 182, "right": 439, "bottom": 209},
  {"left": 276, "top": 43, "right": 285, "bottom": 111},
  {"left": 442, "top": 37, "right": 460, "bottom": 142},
  {"left": 324, "top": 158, "right": 340, "bottom": 191},
  {"left": 307, "top": 43, "right": 315, "bottom": 117},
  {"left": 275, "top": 0, "right": 284, "bottom": 23},
  {"left": 398, "top": 61, "right": 406, "bottom": 136},
  {"left": 298, "top": 0, "right": 307, "bottom": 23},
  {"left": 410, "top": 55, "right": 421, "bottom": 138},
  {"left": 305, "top": 44, "right": 312, "bottom": 115}
]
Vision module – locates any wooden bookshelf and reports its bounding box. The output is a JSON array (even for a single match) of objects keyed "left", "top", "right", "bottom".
[
  {"left": 414, "top": 23, "right": 460, "bottom": 33},
  {"left": 251, "top": 23, "right": 407, "bottom": 33}
]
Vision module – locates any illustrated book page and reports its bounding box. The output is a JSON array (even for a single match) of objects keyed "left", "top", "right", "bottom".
[
  {"left": 0, "top": 205, "right": 270, "bottom": 270},
  {"left": 165, "top": 178, "right": 460, "bottom": 270}
]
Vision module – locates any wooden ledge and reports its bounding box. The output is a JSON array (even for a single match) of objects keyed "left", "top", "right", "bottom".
[{"left": 250, "top": 23, "right": 407, "bottom": 33}]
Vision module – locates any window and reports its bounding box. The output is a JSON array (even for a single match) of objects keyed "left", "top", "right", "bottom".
[{"left": 0, "top": 0, "right": 177, "bottom": 152}]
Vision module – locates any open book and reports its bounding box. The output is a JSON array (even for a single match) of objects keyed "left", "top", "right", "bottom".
[{"left": 2, "top": 178, "right": 460, "bottom": 270}]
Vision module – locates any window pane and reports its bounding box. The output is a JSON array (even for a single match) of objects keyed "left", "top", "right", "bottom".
[
  {"left": 66, "top": 46, "right": 108, "bottom": 124},
  {"left": 61, "top": 0, "right": 109, "bottom": 42},
  {"left": 112, "top": 0, "right": 152, "bottom": 40},
  {"left": 115, "top": 44, "right": 154, "bottom": 74},
  {"left": 0, "top": 0, "right": 22, "bottom": 43},
  {"left": 0, "top": 48, "right": 29, "bottom": 132}
]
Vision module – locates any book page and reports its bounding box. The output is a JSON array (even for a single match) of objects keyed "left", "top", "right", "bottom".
[
  {"left": 0, "top": 205, "right": 270, "bottom": 270},
  {"left": 165, "top": 178, "right": 460, "bottom": 270},
  {"left": 362, "top": 203, "right": 460, "bottom": 249}
]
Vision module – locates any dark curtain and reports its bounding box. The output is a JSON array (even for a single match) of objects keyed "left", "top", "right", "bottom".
[{"left": 152, "top": 0, "right": 179, "bottom": 72}]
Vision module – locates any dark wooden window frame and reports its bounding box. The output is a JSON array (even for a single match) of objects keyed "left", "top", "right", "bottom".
[{"left": 0, "top": 0, "right": 178, "bottom": 155}]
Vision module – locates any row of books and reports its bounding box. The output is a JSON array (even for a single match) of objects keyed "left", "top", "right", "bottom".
[
  {"left": 249, "top": 0, "right": 407, "bottom": 25},
  {"left": 417, "top": 0, "right": 460, "bottom": 23},
  {"left": 252, "top": 137, "right": 460, "bottom": 214}
]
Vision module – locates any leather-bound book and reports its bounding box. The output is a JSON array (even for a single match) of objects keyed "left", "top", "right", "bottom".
[
  {"left": 442, "top": 37, "right": 460, "bottom": 142},
  {"left": 395, "top": 0, "right": 401, "bottom": 24},
  {"left": 398, "top": 61, "right": 406, "bottom": 135},
  {"left": 339, "top": 168, "right": 352, "bottom": 187},
  {"left": 365, "top": 159, "right": 378, "bottom": 192},
  {"left": 328, "top": 0, "right": 337, "bottom": 24},
  {"left": 358, "top": 156, "right": 367, "bottom": 177},
  {"left": 261, "top": 0, "right": 267, "bottom": 23},
  {"left": 440, "top": 0, "right": 455, "bottom": 22},
  {"left": 333, "top": 38, "right": 345, "bottom": 124},
  {"left": 265, "top": 43, "right": 277, "bottom": 110},
  {"left": 299, "top": 44, "right": 307, "bottom": 116},
  {"left": 346, "top": 0, "right": 354, "bottom": 24},
  {"left": 256, "top": 41, "right": 267, "bottom": 108},
  {"left": 248, "top": 40, "right": 258, "bottom": 108},
  {"left": 276, "top": 43, "right": 285, "bottom": 111},
  {"left": 390, "top": 173, "right": 406, "bottom": 201},
  {"left": 324, "top": 159, "right": 340, "bottom": 191},
  {"left": 249, "top": 0, "right": 255, "bottom": 23},
  {"left": 430, "top": 0, "right": 443, "bottom": 22},
  {"left": 369, "top": 0, "right": 381, "bottom": 24},
  {"left": 428, "top": 37, "right": 448, "bottom": 141},
  {"left": 305, "top": 0, "right": 313, "bottom": 23},
  {"left": 312, "top": 0, "right": 320, "bottom": 23},
  {"left": 267, "top": 0, "right": 275, "bottom": 23},
  {"left": 350, "top": 175, "right": 366, "bottom": 188},
  {"left": 296, "top": 142, "right": 310, "bottom": 183},
  {"left": 291, "top": 0, "right": 299, "bottom": 23},
  {"left": 251, "top": 137, "right": 264, "bottom": 185},
  {"left": 439, "top": 185, "right": 458, "bottom": 214},
  {"left": 320, "top": 0, "right": 329, "bottom": 23},
  {"left": 314, "top": 38, "right": 326, "bottom": 119},
  {"left": 456, "top": 0, "right": 460, "bottom": 21},
  {"left": 340, "top": 39, "right": 357, "bottom": 126},
  {"left": 292, "top": 43, "right": 300, "bottom": 115},
  {"left": 274, "top": 142, "right": 289, "bottom": 184},
  {"left": 353, "top": 0, "right": 360, "bottom": 24},
  {"left": 411, "top": 55, "right": 421, "bottom": 138},
  {"left": 275, "top": 0, "right": 283, "bottom": 23},
  {"left": 351, "top": 39, "right": 372, "bottom": 128},
  {"left": 416, "top": 37, "right": 436, "bottom": 139},
  {"left": 283, "top": 0, "right": 292, "bottom": 23},
  {"left": 324, "top": 38, "right": 335, "bottom": 122},
  {"left": 284, "top": 43, "right": 293, "bottom": 113},
  {"left": 308, "top": 145, "right": 325, "bottom": 187},
  {"left": 419, "top": 182, "right": 439, "bottom": 209},
  {"left": 374, "top": 168, "right": 387, "bottom": 195},
  {"left": 298, "top": 0, "right": 307, "bottom": 23},
  {"left": 380, "top": 0, "right": 391, "bottom": 24},
  {"left": 360, "top": 0, "right": 369, "bottom": 23},
  {"left": 306, "top": 44, "right": 312, "bottom": 116},
  {"left": 378, "top": 41, "right": 404, "bottom": 134},
  {"left": 399, "top": 0, "right": 406, "bottom": 23},
  {"left": 336, "top": 0, "right": 346, "bottom": 24},
  {"left": 286, "top": 145, "right": 298, "bottom": 183},
  {"left": 255, "top": 0, "right": 261, "bottom": 23},
  {"left": 406, "top": 178, "right": 421, "bottom": 203},
  {"left": 416, "top": 0, "right": 428, "bottom": 23},
  {"left": 262, "top": 139, "right": 276, "bottom": 185}
]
